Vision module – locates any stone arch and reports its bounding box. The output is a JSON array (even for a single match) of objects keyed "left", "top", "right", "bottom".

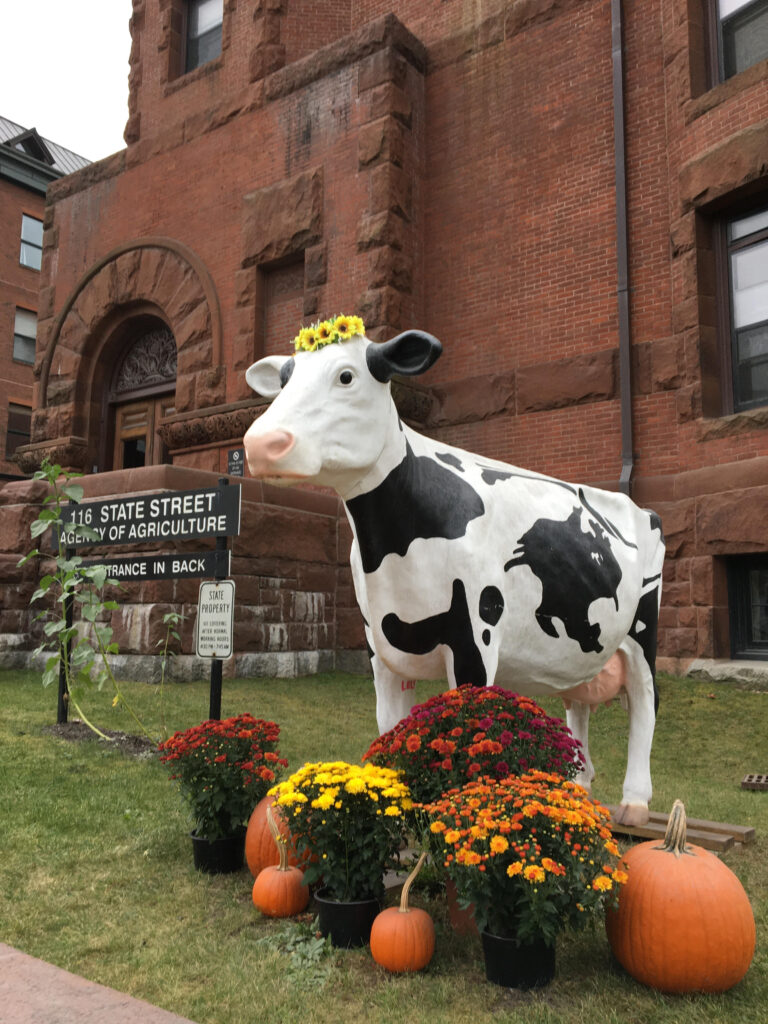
[{"left": 32, "top": 238, "right": 224, "bottom": 471}]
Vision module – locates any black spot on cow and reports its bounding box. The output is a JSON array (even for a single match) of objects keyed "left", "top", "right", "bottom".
[
  {"left": 479, "top": 585, "right": 504, "bottom": 626},
  {"left": 346, "top": 441, "right": 485, "bottom": 573},
  {"left": 482, "top": 629, "right": 491, "bottom": 646},
  {"left": 629, "top": 585, "right": 661, "bottom": 714},
  {"left": 479, "top": 466, "right": 579, "bottom": 495},
  {"left": 436, "top": 452, "right": 464, "bottom": 472},
  {"left": 504, "top": 507, "right": 622, "bottom": 654},
  {"left": 382, "top": 578, "right": 487, "bottom": 686},
  {"left": 579, "top": 488, "right": 637, "bottom": 550},
  {"left": 480, "top": 468, "right": 513, "bottom": 486}
]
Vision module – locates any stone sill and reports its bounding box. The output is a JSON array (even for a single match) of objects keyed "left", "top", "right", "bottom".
[
  {"left": 686, "top": 58, "right": 768, "bottom": 125},
  {"left": 660, "top": 656, "right": 768, "bottom": 691}
]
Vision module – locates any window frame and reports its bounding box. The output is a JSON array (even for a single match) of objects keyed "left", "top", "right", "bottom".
[
  {"left": 183, "top": 0, "right": 224, "bottom": 74},
  {"left": 5, "top": 402, "right": 32, "bottom": 458},
  {"left": 12, "top": 308, "right": 37, "bottom": 366},
  {"left": 19, "top": 213, "right": 43, "bottom": 271},
  {"left": 714, "top": 202, "right": 768, "bottom": 415},
  {"left": 727, "top": 554, "right": 768, "bottom": 660},
  {"left": 706, "top": 0, "right": 768, "bottom": 84}
]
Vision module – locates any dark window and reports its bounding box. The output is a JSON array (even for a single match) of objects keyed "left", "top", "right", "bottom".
[
  {"left": 19, "top": 214, "right": 43, "bottom": 271},
  {"left": 717, "top": 0, "right": 768, "bottom": 79},
  {"left": 724, "top": 206, "right": 768, "bottom": 411},
  {"left": 13, "top": 309, "right": 37, "bottom": 365},
  {"left": 728, "top": 555, "right": 768, "bottom": 659},
  {"left": 185, "top": 0, "right": 223, "bottom": 72},
  {"left": 6, "top": 403, "right": 31, "bottom": 457}
]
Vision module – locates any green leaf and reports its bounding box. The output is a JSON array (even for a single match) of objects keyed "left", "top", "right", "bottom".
[
  {"left": 80, "top": 605, "right": 100, "bottom": 623},
  {"left": 43, "top": 620, "right": 67, "bottom": 637},
  {"left": 85, "top": 565, "right": 108, "bottom": 589},
  {"left": 42, "top": 663, "right": 59, "bottom": 688},
  {"left": 30, "top": 520, "right": 52, "bottom": 539},
  {"left": 17, "top": 551, "right": 39, "bottom": 567},
  {"left": 61, "top": 484, "right": 84, "bottom": 503}
]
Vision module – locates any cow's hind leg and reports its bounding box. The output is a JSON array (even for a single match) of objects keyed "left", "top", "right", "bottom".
[
  {"left": 565, "top": 701, "right": 595, "bottom": 791},
  {"left": 614, "top": 636, "right": 656, "bottom": 826}
]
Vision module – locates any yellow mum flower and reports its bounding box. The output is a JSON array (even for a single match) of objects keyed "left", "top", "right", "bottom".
[
  {"left": 344, "top": 777, "right": 367, "bottom": 794},
  {"left": 507, "top": 862, "right": 524, "bottom": 877},
  {"left": 523, "top": 865, "right": 546, "bottom": 884},
  {"left": 430, "top": 821, "right": 447, "bottom": 833},
  {"left": 444, "top": 829, "right": 461, "bottom": 844},
  {"left": 384, "top": 805, "right": 401, "bottom": 816},
  {"left": 489, "top": 835, "right": 509, "bottom": 855},
  {"left": 612, "top": 869, "right": 629, "bottom": 885},
  {"left": 592, "top": 876, "right": 613, "bottom": 892}
]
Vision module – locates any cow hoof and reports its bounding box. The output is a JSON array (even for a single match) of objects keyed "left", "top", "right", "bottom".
[{"left": 614, "top": 802, "right": 649, "bottom": 827}]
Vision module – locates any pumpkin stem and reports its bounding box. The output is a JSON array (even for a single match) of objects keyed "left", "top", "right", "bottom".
[
  {"left": 266, "top": 803, "right": 288, "bottom": 872},
  {"left": 399, "top": 850, "right": 428, "bottom": 913},
  {"left": 658, "top": 799, "right": 693, "bottom": 858}
]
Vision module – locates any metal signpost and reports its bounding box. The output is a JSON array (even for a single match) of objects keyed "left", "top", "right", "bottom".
[{"left": 56, "top": 478, "right": 241, "bottom": 722}]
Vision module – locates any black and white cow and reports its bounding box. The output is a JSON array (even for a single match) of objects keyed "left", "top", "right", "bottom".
[{"left": 244, "top": 330, "right": 665, "bottom": 826}]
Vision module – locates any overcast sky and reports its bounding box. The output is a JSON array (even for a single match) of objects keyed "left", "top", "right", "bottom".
[{"left": 2, "top": 1, "right": 134, "bottom": 162}]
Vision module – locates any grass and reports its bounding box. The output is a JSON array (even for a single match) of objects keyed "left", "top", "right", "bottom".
[{"left": 0, "top": 669, "right": 766, "bottom": 1024}]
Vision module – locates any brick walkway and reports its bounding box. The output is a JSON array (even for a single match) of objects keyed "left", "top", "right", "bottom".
[{"left": 0, "top": 944, "right": 198, "bottom": 1024}]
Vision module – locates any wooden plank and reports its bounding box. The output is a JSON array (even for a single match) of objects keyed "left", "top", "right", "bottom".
[
  {"left": 604, "top": 806, "right": 757, "bottom": 851},
  {"left": 639, "top": 808, "right": 756, "bottom": 845}
]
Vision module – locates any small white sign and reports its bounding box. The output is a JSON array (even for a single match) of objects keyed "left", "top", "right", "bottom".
[{"left": 196, "top": 580, "right": 235, "bottom": 660}]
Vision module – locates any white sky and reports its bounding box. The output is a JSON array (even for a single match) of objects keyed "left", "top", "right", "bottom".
[{"left": 2, "top": 1, "right": 135, "bottom": 162}]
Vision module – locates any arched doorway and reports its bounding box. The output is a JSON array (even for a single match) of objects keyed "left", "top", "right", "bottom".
[{"left": 104, "top": 317, "right": 177, "bottom": 471}]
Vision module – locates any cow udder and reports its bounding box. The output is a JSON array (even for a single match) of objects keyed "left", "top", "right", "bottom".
[{"left": 560, "top": 651, "right": 626, "bottom": 712}]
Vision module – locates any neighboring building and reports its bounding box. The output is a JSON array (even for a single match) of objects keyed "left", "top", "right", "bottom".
[
  {"left": 0, "top": 116, "right": 89, "bottom": 480},
  {"left": 3, "top": 0, "right": 768, "bottom": 676}
]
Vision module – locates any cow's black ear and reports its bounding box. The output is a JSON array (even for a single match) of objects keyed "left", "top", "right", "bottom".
[{"left": 366, "top": 330, "right": 442, "bottom": 382}]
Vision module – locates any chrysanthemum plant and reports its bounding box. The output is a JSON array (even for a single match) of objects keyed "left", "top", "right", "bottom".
[
  {"left": 363, "top": 685, "right": 583, "bottom": 805},
  {"left": 424, "top": 771, "right": 627, "bottom": 945},
  {"left": 270, "top": 761, "right": 412, "bottom": 902},
  {"left": 158, "top": 714, "right": 288, "bottom": 840}
]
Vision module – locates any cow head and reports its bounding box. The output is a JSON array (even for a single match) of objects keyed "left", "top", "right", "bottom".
[{"left": 244, "top": 330, "right": 441, "bottom": 494}]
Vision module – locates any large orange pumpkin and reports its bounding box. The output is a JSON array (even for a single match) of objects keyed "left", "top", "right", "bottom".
[
  {"left": 252, "top": 807, "right": 310, "bottom": 918},
  {"left": 245, "top": 795, "right": 298, "bottom": 877},
  {"left": 606, "top": 799, "right": 756, "bottom": 993},
  {"left": 370, "top": 852, "right": 435, "bottom": 973}
]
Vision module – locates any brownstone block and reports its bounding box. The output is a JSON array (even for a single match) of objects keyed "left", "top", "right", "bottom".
[
  {"left": 696, "top": 486, "right": 768, "bottom": 553},
  {"left": 357, "top": 211, "right": 408, "bottom": 252},
  {"left": 242, "top": 167, "right": 324, "bottom": 266},
  {"left": 358, "top": 48, "right": 407, "bottom": 93},
  {"left": 358, "top": 117, "right": 405, "bottom": 168},
  {"left": 517, "top": 350, "right": 616, "bottom": 413}
]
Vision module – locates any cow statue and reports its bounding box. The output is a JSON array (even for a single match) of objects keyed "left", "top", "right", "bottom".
[{"left": 243, "top": 320, "right": 665, "bottom": 826}]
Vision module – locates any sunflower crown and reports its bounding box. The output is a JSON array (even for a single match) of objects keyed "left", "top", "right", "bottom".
[{"left": 292, "top": 314, "right": 365, "bottom": 353}]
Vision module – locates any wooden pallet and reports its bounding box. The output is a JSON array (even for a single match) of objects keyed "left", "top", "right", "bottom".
[{"left": 606, "top": 806, "right": 755, "bottom": 853}]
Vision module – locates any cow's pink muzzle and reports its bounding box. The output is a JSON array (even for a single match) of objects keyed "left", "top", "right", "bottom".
[{"left": 244, "top": 429, "right": 296, "bottom": 477}]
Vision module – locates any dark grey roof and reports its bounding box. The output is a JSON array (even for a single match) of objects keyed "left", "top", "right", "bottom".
[{"left": 0, "top": 115, "right": 91, "bottom": 174}]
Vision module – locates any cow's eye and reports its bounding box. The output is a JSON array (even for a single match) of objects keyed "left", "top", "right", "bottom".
[{"left": 338, "top": 370, "right": 354, "bottom": 386}]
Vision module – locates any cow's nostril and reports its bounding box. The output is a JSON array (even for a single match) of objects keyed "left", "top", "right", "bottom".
[{"left": 266, "top": 430, "right": 294, "bottom": 459}]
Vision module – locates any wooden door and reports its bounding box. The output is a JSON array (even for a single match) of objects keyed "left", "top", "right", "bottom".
[{"left": 112, "top": 396, "right": 175, "bottom": 470}]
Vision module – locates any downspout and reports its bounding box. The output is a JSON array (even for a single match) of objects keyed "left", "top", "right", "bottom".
[{"left": 611, "top": 0, "right": 633, "bottom": 495}]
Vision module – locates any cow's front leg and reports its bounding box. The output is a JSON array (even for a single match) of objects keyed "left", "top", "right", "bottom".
[
  {"left": 614, "top": 639, "right": 655, "bottom": 826},
  {"left": 367, "top": 638, "right": 420, "bottom": 734},
  {"left": 565, "top": 700, "right": 595, "bottom": 791}
]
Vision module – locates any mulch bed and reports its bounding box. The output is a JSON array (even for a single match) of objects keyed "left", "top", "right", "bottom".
[{"left": 43, "top": 720, "right": 157, "bottom": 757}]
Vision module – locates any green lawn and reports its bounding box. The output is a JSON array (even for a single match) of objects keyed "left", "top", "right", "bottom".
[{"left": 0, "top": 669, "right": 765, "bottom": 1024}]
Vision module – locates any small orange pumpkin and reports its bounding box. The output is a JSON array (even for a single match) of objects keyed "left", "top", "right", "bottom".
[
  {"left": 245, "top": 794, "right": 298, "bottom": 877},
  {"left": 370, "top": 851, "right": 435, "bottom": 973},
  {"left": 606, "top": 799, "right": 756, "bottom": 993},
  {"left": 252, "top": 806, "right": 310, "bottom": 918}
]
